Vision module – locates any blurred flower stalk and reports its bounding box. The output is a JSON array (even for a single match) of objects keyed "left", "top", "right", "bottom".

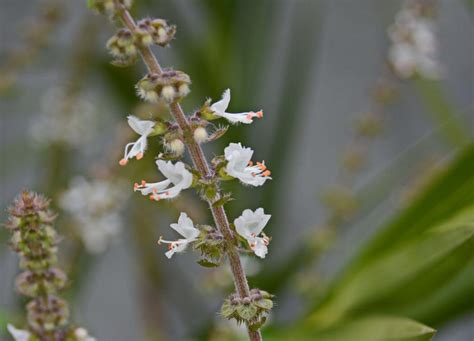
[
  {"left": 87, "top": 0, "right": 274, "bottom": 339},
  {"left": 4, "top": 191, "right": 95, "bottom": 341}
]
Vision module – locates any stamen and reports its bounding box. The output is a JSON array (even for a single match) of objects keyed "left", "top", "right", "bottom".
[
  {"left": 256, "top": 162, "right": 266, "bottom": 171},
  {"left": 256, "top": 110, "right": 263, "bottom": 118},
  {"left": 136, "top": 152, "right": 144, "bottom": 160},
  {"left": 133, "top": 183, "right": 139, "bottom": 191},
  {"left": 263, "top": 170, "right": 271, "bottom": 177},
  {"left": 141, "top": 180, "right": 146, "bottom": 186},
  {"left": 119, "top": 158, "right": 128, "bottom": 166},
  {"left": 248, "top": 161, "right": 254, "bottom": 166}
]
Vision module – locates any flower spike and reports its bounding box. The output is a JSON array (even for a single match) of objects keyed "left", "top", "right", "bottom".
[{"left": 210, "top": 89, "right": 263, "bottom": 124}]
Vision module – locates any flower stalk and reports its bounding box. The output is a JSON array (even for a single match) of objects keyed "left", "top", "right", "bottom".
[
  {"left": 4, "top": 191, "right": 94, "bottom": 341},
  {"left": 119, "top": 3, "right": 261, "bottom": 340}
]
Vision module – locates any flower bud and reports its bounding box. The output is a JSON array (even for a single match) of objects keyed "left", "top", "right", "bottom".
[
  {"left": 161, "top": 85, "right": 176, "bottom": 102},
  {"left": 168, "top": 139, "right": 185, "bottom": 156},
  {"left": 193, "top": 126, "right": 208, "bottom": 144}
]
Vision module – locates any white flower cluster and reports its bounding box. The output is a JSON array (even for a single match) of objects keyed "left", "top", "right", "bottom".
[
  {"left": 59, "top": 177, "right": 128, "bottom": 254},
  {"left": 123, "top": 88, "right": 273, "bottom": 259},
  {"left": 30, "top": 87, "right": 98, "bottom": 147},
  {"left": 388, "top": 0, "right": 441, "bottom": 79}
]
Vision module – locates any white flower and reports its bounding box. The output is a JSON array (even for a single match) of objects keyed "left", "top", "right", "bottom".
[
  {"left": 224, "top": 143, "right": 272, "bottom": 186},
  {"left": 119, "top": 115, "right": 155, "bottom": 166},
  {"left": 7, "top": 324, "right": 31, "bottom": 341},
  {"left": 134, "top": 160, "right": 193, "bottom": 201},
  {"left": 234, "top": 208, "right": 271, "bottom": 258},
  {"left": 74, "top": 327, "right": 96, "bottom": 341},
  {"left": 59, "top": 177, "right": 128, "bottom": 254},
  {"left": 210, "top": 89, "right": 263, "bottom": 124},
  {"left": 30, "top": 87, "right": 97, "bottom": 148},
  {"left": 387, "top": 3, "right": 441, "bottom": 79},
  {"left": 158, "top": 212, "right": 200, "bottom": 258}
]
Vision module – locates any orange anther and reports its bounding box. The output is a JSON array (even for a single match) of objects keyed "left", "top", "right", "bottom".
[
  {"left": 119, "top": 158, "right": 128, "bottom": 166},
  {"left": 256, "top": 162, "right": 266, "bottom": 171},
  {"left": 141, "top": 180, "right": 146, "bottom": 186},
  {"left": 136, "top": 152, "right": 144, "bottom": 160},
  {"left": 256, "top": 110, "right": 263, "bottom": 118},
  {"left": 263, "top": 170, "right": 271, "bottom": 177},
  {"left": 133, "top": 183, "right": 139, "bottom": 191},
  {"left": 149, "top": 195, "right": 155, "bottom": 200}
]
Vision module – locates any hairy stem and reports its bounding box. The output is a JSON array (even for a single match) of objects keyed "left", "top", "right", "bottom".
[{"left": 117, "top": 6, "right": 262, "bottom": 341}]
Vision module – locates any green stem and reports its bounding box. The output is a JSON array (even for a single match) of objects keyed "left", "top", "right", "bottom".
[{"left": 413, "top": 76, "right": 470, "bottom": 148}]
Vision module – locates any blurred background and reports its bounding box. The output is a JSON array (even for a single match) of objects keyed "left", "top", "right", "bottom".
[{"left": 1, "top": 0, "right": 473, "bottom": 340}]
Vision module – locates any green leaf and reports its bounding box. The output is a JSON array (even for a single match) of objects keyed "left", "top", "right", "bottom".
[
  {"left": 354, "top": 144, "right": 474, "bottom": 266},
  {"left": 306, "top": 145, "right": 474, "bottom": 328},
  {"left": 309, "top": 208, "right": 474, "bottom": 327},
  {"left": 268, "top": 316, "right": 435, "bottom": 341},
  {"left": 197, "top": 258, "right": 220, "bottom": 268}
]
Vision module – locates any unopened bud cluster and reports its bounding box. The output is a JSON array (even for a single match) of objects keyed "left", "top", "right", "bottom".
[
  {"left": 136, "top": 18, "right": 176, "bottom": 47},
  {"left": 136, "top": 70, "right": 191, "bottom": 103},
  {"left": 106, "top": 28, "right": 137, "bottom": 66},
  {"left": 4, "top": 191, "right": 93, "bottom": 341},
  {"left": 221, "top": 289, "right": 274, "bottom": 331}
]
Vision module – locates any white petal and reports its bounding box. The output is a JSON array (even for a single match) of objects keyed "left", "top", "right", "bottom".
[
  {"left": 170, "top": 212, "right": 200, "bottom": 240},
  {"left": 135, "top": 179, "right": 171, "bottom": 195},
  {"left": 127, "top": 115, "right": 155, "bottom": 135},
  {"left": 165, "top": 240, "right": 190, "bottom": 258},
  {"left": 210, "top": 88, "right": 231, "bottom": 114},
  {"left": 224, "top": 143, "right": 253, "bottom": 169},
  {"left": 156, "top": 160, "right": 193, "bottom": 188},
  {"left": 125, "top": 135, "right": 148, "bottom": 159},
  {"left": 252, "top": 238, "right": 268, "bottom": 258},
  {"left": 7, "top": 324, "right": 31, "bottom": 341},
  {"left": 235, "top": 208, "right": 271, "bottom": 238}
]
